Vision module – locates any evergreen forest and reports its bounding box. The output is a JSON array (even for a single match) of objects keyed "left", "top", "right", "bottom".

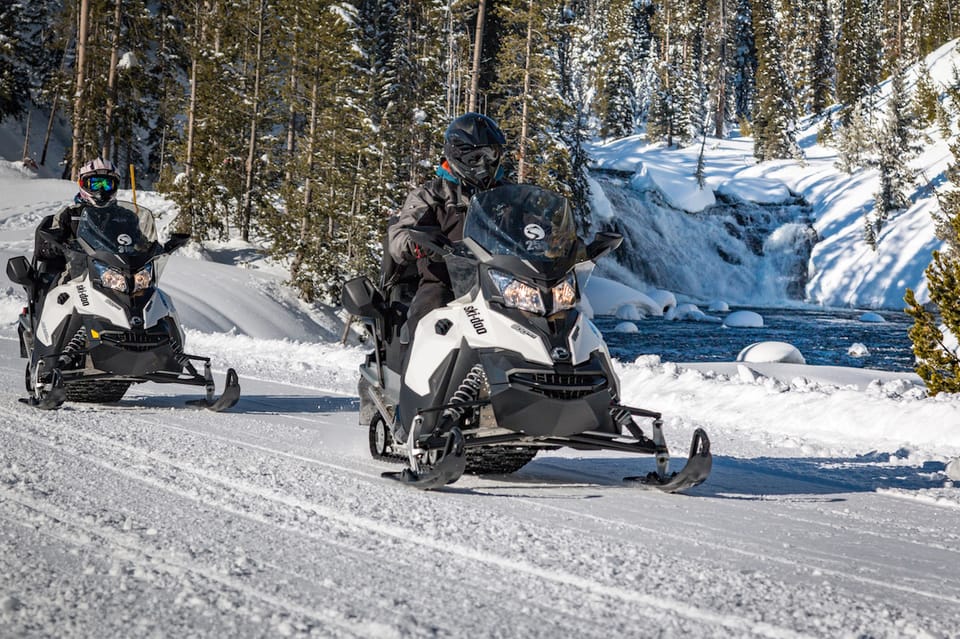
[{"left": 3, "top": 0, "right": 960, "bottom": 302}]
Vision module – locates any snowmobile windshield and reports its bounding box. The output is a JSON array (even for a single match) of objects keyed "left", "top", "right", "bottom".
[
  {"left": 462, "top": 184, "right": 582, "bottom": 278},
  {"left": 76, "top": 202, "right": 157, "bottom": 257}
]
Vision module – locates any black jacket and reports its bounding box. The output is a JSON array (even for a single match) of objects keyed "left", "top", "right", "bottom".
[{"left": 387, "top": 163, "right": 505, "bottom": 286}]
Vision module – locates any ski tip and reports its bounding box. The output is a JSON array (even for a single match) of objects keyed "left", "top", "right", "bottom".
[{"left": 186, "top": 368, "right": 241, "bottom": 411}]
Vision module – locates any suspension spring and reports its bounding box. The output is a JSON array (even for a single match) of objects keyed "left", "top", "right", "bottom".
[
  {"left": 443, "top": 364, "right": 486, "bottom": 422},
  {"left": 172, "top": 338, "right": 197, "bottom": 374},
  {"left": 58, "top": 329, "right": 86, "bottom": 367}
]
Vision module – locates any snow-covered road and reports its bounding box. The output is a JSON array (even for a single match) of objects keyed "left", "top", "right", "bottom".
[{"left": 3, "top": 335, "right": 960, "bottom": 638}]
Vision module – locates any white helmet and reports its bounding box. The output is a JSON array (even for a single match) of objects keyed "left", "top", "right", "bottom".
[{"left": 77, "top": 158, "right": 121, "bottom": 207}]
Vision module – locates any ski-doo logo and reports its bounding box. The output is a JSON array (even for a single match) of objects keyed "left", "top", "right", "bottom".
[
  {"left": 117, "top": 234, "right": 133, "bottom": 246},
  {"left": 523, "top": 224, "right": 545, "bottom": 240},
  {"left": 464, "top": 305, "right": 487, "bottom": 335},
  {"left": 76, "top": 284, "right": 90, "bottom": 307}
]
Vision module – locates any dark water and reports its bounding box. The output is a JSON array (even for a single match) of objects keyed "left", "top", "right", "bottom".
[{"left": 595, "top": 307, "right": 916, "bottom": 372}]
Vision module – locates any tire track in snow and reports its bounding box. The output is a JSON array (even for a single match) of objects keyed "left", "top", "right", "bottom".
[
  {"left": 0, "top": 488, "right": 396, "bottom": 639},
  {"left": 0, "top": 405, "right": 813, "bottom": 639}
]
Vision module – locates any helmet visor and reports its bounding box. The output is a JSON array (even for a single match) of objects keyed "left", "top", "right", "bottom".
[
  {"left": 81, "top": 174, "right": 119, "bottom": 193},
  {"left": 455, "top": 144, "right": 502, "bottom": 167}
]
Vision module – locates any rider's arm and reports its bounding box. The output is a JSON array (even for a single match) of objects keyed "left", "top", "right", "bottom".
[{"left": 388, "top": 184, "right": 439, "bottom": 264}]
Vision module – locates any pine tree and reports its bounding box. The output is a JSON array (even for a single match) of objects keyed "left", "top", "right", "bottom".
[
  {"left": 836, "top": 99, "right": 872, "bottom": 173},
  {"left": 596, "top": 0, "right": 638, "bottom": 138},
  {"left": 730, "top": 0, "right": 756, "bottom": 126},
  {"left": 750, "top": 0, "right": 799, "bottom": 161},
  {"left": 870, "top": 65, "right": 919, "bottom": 245},
  {"left": 0, "top": 1, "right": 29, "bottom": 124},
  {"left": 905, "top": 137, "right": 960, "bottom": 394}
]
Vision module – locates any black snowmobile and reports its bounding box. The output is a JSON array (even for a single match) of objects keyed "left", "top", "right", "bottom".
[
  {"left": 342, "top": 184, "right": 711, "bottom": 491},
  {"left": 6, "top": 201, "right": 240, "bottom": 410}
]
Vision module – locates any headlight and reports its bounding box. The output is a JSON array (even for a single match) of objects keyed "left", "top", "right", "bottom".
[
  {"left": 489, "top": 269, "right": 545, "bottom": 314},
  {"left": 552, "top": 273, "right": 577, "bottom": 311},
  {"left": 133, "top": 264, "right": 153, "bottom": 292},
  {"left": 93, "top": 261, "right": 127, "bottom": 292}
]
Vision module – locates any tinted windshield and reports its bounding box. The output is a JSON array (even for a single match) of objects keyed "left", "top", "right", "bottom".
[
  {"left": 462, "top": 185, "right": 582, "bottom": 274},
  {"left": 76, "top": 202, "right": 157, "bottom": 255}
]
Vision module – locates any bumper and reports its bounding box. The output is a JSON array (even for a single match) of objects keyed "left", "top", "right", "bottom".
[{"left": 480, "top": 350, "right": 617, "bottom": 437}]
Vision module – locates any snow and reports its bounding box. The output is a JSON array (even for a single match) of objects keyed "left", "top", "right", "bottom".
[
  {"left": 5, "top": 53, "right": 960, "bottom": 633},
  {"left": 859, "top": 312, "right": 886, "bottom": 323},
  {"left": 723, "top": 309, "right": 764, "bottom": 328},
  {"left": 736, "top": 341, "right": 806, "bottom": 364}
]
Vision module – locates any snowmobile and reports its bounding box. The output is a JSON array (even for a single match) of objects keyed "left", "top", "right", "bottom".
[
  {"left": 342, "top": 184, "right": 711, "bottom": 491},
  {"left": 6, "top": 201, "right": 240, "bottom": 410}
]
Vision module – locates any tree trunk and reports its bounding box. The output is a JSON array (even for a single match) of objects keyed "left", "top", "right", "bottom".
[
  {"left": 21, "top": 111, "right": 31, "bottom": 160},
  {"left": 71, "top": 0, "right": 90, "bottom": 180},
  {"left": 241, "top": 0, "right": 266, "bottom": 242},
  {"left": 184, "top": 1, "right": 202, "bottom": 234},
  {"left": 285, "top": 12, "right": 299, "bottom": 182},
  {"left": 517, "top": 0, "right": 533, "bottom": 182},
  {"left": 713, "top": 0, "right": 727, "bottom": 138},
  {"left": 102, "top": 0, "right": 122, "bottom": 161},
  {"left": 469, "top": 0, "right": 486, "bottom": 112},
  {"left": 291, "top": 56, "right": 320, "bottom": 285}
]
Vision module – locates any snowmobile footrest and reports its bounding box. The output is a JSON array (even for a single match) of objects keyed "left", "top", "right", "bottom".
[
  {"left": 624, "top": 427, "right": 712, "bottom": 493},
  {"left": 186, "top": 368, "right": 241, "bottom": 411}
]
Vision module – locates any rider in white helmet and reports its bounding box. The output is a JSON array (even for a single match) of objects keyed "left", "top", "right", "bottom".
[{"left": 32, "top": 158, "right": 122, "bottom": 300}]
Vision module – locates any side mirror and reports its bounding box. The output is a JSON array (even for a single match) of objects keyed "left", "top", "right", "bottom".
[
  {"left": 6, "top": 256, "right": 34, "bottom": 287},
  {"left": 585, "top": 232, "right": 623, "bottom": 262},
  {"left": 163, "top": 233, "right": 191, "bottom": 253},
  {"left": 341, "top": 276, "right": 384, "bottom": 319}
]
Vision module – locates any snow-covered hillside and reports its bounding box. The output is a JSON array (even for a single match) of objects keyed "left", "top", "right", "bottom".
[{"left": 588, "top": 39, "right": 960, "bottom": 310}]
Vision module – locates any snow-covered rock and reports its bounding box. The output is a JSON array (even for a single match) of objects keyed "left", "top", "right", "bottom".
[
  {"left": 947, "top": 457, "right": 960, "bottom": 481},
  {"left": 717, "top": 177, "right": 792, "bottom": 204},
  {"left": 615, "top": 321, "right": 639, "bottom": 333},
  {"left": 708, "top": 300, "right": 730, "bottom": 312},
  {"left": 859, "top": 312, "right": 886, "bottom": 323},
  {"left": 848, "top": 343, "right": 870, "bottom": 358},
  {"left": 584, "top": 276, "right": 663, "bottom": 317},
  {"left": 615, "top": 304, "right": 644, "bottom": 321},
  {"left": 723, "top": 310, "right": 764, "bottom": 328},
  {"left": 736, "top": 341, "right": 806, "bottom": 364},
  {"left": 630, "top": 163, "right": 716, "bottom": 212}
]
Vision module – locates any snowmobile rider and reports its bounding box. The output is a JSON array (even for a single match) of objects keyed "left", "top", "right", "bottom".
[
  {"left": 32, "top": 158, "right": 122, "bottom": 303},
  {"left": 387, "top": 112, "right": 508, "bottom": 337}
]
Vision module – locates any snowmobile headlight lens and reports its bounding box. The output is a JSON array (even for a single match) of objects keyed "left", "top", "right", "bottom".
[
  {"left": 552, "top": 273, "right": 577, "bottom": 311},
  {"left": 489, "top": 269, "right": 545, "bottom": 314},
  {"left": 93, "top": 261, "right": 127, "bottom": 292},
  {"left": 133, "top": 264, "right": 153, "bottom": 292}
]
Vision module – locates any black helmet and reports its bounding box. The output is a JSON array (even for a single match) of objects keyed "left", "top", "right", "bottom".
[{"left": 443, "top": 112, "right": 506, "bottom": 189}]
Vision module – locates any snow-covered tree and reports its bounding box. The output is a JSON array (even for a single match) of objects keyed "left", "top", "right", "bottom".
[
  {"left": 749, "top": 0, "right": 799, "bottom": 161},
  {"left": 905, "top": 144, "right": 960, "bottom": 394},
  {"left": 869, "top": 65, "right": 920, "bottom": 246}
]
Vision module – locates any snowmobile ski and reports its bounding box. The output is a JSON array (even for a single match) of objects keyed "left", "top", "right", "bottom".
[
  {"left": 19, "top": 368, "right": 66, "bottom": 410},
  {"left": 624, "top": 428, "right": 712, "bottom": 493},
  {"left": 382, "top": 425, "right": 467, "bottom": 490},
  {"left": 186, "top": 368, "right": 241, "bottom": 411}
]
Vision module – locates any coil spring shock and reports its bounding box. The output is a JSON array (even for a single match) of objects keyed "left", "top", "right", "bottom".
[
  {"left": 58, "top": 329, "right": 86, "bottom": 367},
  {"left": 172, "top": 338, "right": 197, "bottom": 375},
  {"left": 442, "top": 364, "right": 486, "bottom": 424}
]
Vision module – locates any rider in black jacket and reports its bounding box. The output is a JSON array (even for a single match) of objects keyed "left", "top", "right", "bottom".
[{"left": 387, "top": 113, "right": 508, "bottom": 337}]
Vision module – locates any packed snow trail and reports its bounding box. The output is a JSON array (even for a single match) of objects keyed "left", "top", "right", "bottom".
[{"left": 3, "top": 337, "right": 960, "bottom": 638}]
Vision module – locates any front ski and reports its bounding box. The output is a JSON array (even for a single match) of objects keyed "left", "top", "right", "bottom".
[
  {"left": 382, "top": 426, "right": 467, "bottom": 490},
  {"left": 624, "top": 428, "right": 712, "bottom": 493},
  {"left": 19, "top": 368, "right": 66, "bottom": 410},
  {"left": 187, "top": 368, "right": 241, "bottom": 411}
]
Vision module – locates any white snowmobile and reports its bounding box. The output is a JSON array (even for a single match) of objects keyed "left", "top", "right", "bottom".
[
  {"left": 342, "top": 184, "right": 711, "bottom": 491},
  {"left": 6, "top": 201, "right": 240, "bottom": 410}
]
